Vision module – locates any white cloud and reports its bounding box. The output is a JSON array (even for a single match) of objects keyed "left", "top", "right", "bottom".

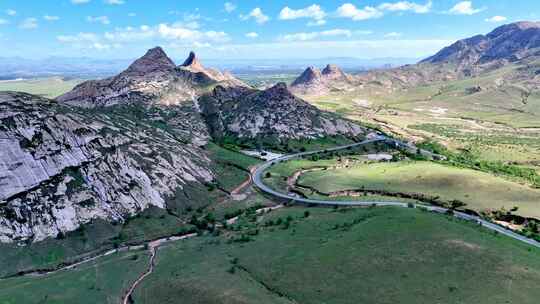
[
  {"left": 87, "top": 16, "right": 110, "bottom": 25},
  {"left": 280, "top": 29, "right": 352, "bottom": 41},
  {"left": 245, "top": 32, "right": 258, "bottom": 38},
  {"left": 384, "top": 32, "right": 402, "bottom": 38},
  {"left": 57, "top": 32, "right": 100, "bottom": 43},
  {"left": 20, "top": 18, "right": 38, "bottom": 29},
  {"left": 105, "top": 0, "right": 125, "bottom": 4},
  {"left": 449, "top": 1, "right": 485, "bottom": 15},
  {"left": 128, "top": 13, "right": 137, "bottom": 17},
  {"left": 6, "top": 9, "right": 16, "bottom": 16},
  {"left": 224, "top": 2, "right": 237, "bottom": 13},
  {"left": 279, "top": 5, "right": 326, "bottom": 21},
  {"left": 336, "top": 4, "right": 383, "bottom": 21},
  {"left": 337, "top": 1, "right": 432, "bottom": 21},
  {"left": 71, "top": 0, "right": 91, "bottom": 4},
  {"left": 378, "top": 1, "right": 432, "bottom": 14},
  {"left": 44, "top": 15, "right": 60, "bottom": 21},
  {"left": 0, "top": 19, "right": 8, "bottom": 25},
  {"left": 58, "top": 22, "right": 230, "bottom": 52},
  {"left": 241, "top": 8, "right": 270, "bottom": 24},
  {"left": 485, "top": 15, "right": 507, "bottom": 23}
]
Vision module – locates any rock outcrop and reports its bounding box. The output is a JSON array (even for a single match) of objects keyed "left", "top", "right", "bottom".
[
  {"left": 291, "top": 64, "right": 356, "bottom": 95},
  {"left": 0, "top": 92, "right": 214, "bottom": 243},
  {"left": 57, "top": 47, "right": 246, "bottom": 107},
  {"left": 200, "top": 82, "right": 366, "bottom": 141}
]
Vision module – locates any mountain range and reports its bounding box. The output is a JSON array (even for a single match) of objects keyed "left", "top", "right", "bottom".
[{"left": 0, "top": 48, "right": 368, "bottom": 243}]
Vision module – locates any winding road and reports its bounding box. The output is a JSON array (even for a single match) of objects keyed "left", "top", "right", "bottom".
[{"left": 252, "top": 136, "right": 540, "bottom": 249}]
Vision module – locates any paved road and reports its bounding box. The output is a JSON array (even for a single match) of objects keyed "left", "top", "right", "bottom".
[{"left": 252, "top": 136, "right": 540, "bottom": 249}]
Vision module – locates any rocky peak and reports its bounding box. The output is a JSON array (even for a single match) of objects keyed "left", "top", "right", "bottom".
[
  {"left": 181, "top": 51, "right": 204, "bottom": 71},
  {"left": 125, "top": 46, "right": 176, "bottom": 74},
  {"left": 322, "top": 64, "right": 347, "bottom": 80},
  {"left": 263, "top": 82, "right": 291, "bottom": 98},
  {"left": 291, "top": 67, "right": 322, "bottom": 86}
]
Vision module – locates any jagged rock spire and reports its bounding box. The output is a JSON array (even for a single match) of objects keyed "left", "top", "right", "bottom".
[{"left": 181, "top": 51, "right": 204, "bottom": 71}]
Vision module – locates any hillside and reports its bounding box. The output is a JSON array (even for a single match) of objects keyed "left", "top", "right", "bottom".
[
  {"left": 0, "top": 91, "right": 217, "bottom": 243},
  {"left": 200, "top": 82, "right": 367, "bottom": 144}
]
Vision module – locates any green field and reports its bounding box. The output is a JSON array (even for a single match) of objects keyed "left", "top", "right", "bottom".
[
  {"left": 131, "top": 206, "right": 540, "bottom": 304},
  {"left": 298, "top": 161, "right": 540, "bottom": 219},
  {"left": 2, "top": 206, "right": 540, "bottom": 304},
  {"left": 0, "top": 250, "right": 148, "bottom": 304},
  {"left": 0, "top": 77, "right": 81, "bottom": 98},
  {"left": 206, "top": 143, "right": 261, "bottom": 192}
]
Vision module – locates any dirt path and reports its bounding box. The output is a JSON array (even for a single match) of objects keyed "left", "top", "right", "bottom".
[
  {"left": 230, "top": 167, "right": 257, "bottom": 195},
  {"left": 121, "top": 233, "right": 197, "bottom": 304}
]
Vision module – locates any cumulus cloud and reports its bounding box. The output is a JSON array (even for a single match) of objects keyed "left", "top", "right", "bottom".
[
  {"left": 336, "top": 1, "right": 431, "bottom": 21},
  {"left": 44, "top": 15, "right": 60, "bottom": 21},
  {"left": 87, "top": 16, "right": 111, "bottom": 25},
  {"left": 6, "top": 9, "right": 16, "bottom": 16},
  {"left": 280, "top": 29, "right": 352, "bottom": 41},
  {"left": 71, "top": 0, "right": 91, "bottom": 4},
  {"left": 224, "top": 2, "right": 237, "bottom": 13},
  {"left": 57, "top": 23, "right": 229, "bottom": 51},
  {"left": 245, "top": 32, "right": 258, "bottom": 38},
  {"left": 105, "top": 0, "right": 125, "bottom": 4},
  {"left": 279, "top": 4, "right": 326, "bottom": 22},
  {"left": 128, "top": 13, "right": 137, "bottom": 17},
  {"left": 485, "top": 15, "right": 507, "bottom": 23},
  {"left": 0, "top": 19, "right": 8, "bottom": 25},
  {"left": 20, "top": 18, "right": 38, "bottom": 29},
  {"left": 241, "top": 8, "right": 270, "bottom": 24},
  {"left": 336, "top": 4, "right": 383, "bottom": 21},
  {"left": 448, "top": 1, "right": 485, "bottom": 15},
  {"left": 378, "top": 1, "right": 432, "bottom": 13}
]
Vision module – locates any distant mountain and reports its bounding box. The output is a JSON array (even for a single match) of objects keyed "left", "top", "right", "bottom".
[
  {"left": 423, "top": 22, "right": 540, "bottom": 67},
  {"left": 200, "top": 82, "right": 366, "bottom": 142},
  {"left": 57, "top": 47, "right": 246, "bottom": 107},
  {"left": 290, "top": 64, "right": 356, "bottom": 95},
  {"left": 352, "top": 21, "right": 540, "bottom": 91}
]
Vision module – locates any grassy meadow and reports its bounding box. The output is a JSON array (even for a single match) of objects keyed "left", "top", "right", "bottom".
[
  {"left": 298, "top": 161, "right": 540, "bottom": 219},
  {"left": 0, "top": 77, "right": 81, "bottom": 98},
  {"left": 131, "top": 206, "right": 540, "bottom": 304}
]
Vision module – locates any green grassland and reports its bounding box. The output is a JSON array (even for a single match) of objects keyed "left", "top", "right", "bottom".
[
  {"left": 299, "top": 60, "right": 540, "bottom": 169},
  {"left": 298, "top": 161, "right": 540, "bottom": 219},
  {"left": 0, "top": 250, "right": 148, "bottom": 304},
  {"left": 206, "top": 143, "right": 261, "bottom": 192},
  {"left": 2, "top": 204, "right": 540, "bottom": 303},
  {"left": 0, "top": 77, "right": 82, "bottom": 98},
  {"left": 131, "top": 206, "right": 540, "bottom": 304}
]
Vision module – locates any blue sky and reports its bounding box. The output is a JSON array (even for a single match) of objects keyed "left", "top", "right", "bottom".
[{"left": 0, "top": 0, "right": 538, "bottom": 60}]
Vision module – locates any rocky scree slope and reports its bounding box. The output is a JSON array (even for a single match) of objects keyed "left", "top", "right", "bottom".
[
  {"left": 0, "top": 92, "right": 214, "bottom": 243},
  {"left": 57, "top": 47, "right": 245, "bottom": 107},
  {"left": 200, "top": 82, "right": 366, "bottom": 142},
  {"left": 291, "top": 64, "right": 356, "bottom": 95}
]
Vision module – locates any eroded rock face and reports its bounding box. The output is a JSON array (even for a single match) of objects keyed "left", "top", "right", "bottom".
[
  {"left": 291, "top": 64, "right": 356, "bottom": 95},
  {"left": 0, "top": 92, "right": 213, "bottom": 243},
  {"left": 57, "top": 48, "right": 246, "bottom": 108},
  {"left": 200, "top": 83, "right": 366, "bottom": 141}
]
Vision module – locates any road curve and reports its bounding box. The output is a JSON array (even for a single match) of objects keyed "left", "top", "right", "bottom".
[{"left": 252, "top": 136, "right": 540, "bottom": 249}]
